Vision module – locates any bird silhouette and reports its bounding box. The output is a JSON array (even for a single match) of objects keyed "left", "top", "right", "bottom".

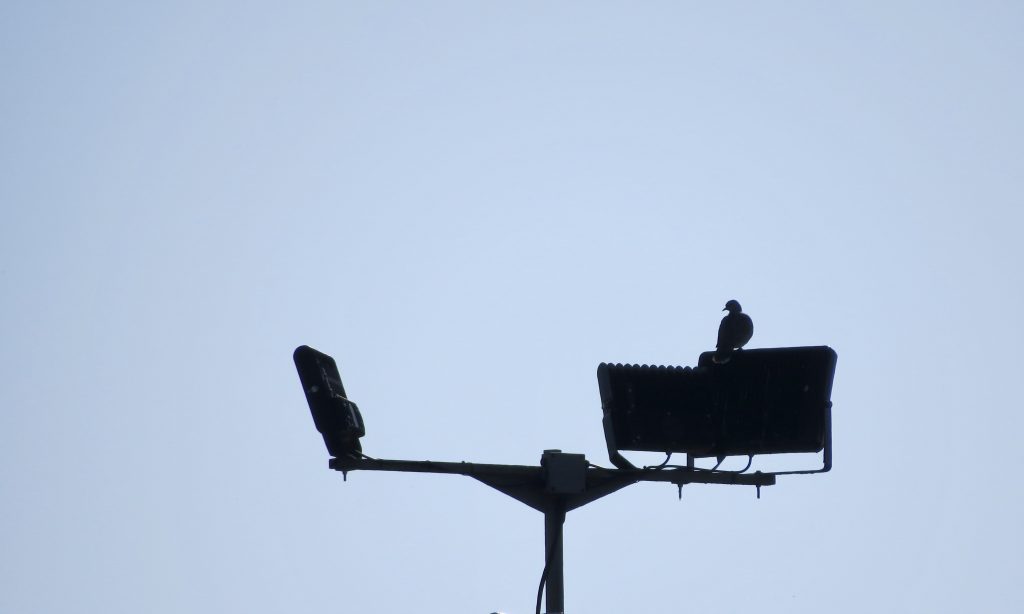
[{"left": 714, "top": 299, "right": 753, "bottom": 364}]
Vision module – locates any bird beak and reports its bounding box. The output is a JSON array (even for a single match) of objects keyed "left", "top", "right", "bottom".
[{"left": 722, "top": 307, "right": 727, "bottom": 311}]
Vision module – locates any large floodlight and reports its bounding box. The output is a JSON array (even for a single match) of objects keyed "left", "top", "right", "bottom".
[{"left": 598, "top": 346, "right": 836, "bottom": 467}]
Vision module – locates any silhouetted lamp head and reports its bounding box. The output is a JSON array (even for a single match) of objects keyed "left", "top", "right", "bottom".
[
  {"left": 598, "top": 346, "right": 836, "bottom": 464},
  {"left": 294, "top": 345, "right": 365, "bottom": 458},
  {"left": 723, "top": 299, "right": 742, "bottom": 313}
]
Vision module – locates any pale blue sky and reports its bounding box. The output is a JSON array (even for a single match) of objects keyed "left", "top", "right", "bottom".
[{"left": 2, "top": 2, "right": 1023, "bottom": 613}]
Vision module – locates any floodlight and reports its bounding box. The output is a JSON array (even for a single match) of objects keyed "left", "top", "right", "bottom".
[
  {"left": 598, "top": 346, "right": 836, "bottom": 463},
  {"left": 293, "top": 345, "right": 365, "bottom": 457}
]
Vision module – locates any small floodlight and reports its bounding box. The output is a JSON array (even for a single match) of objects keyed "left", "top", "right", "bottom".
[
  {"left": 293, "top": 345, "right": 365, "bottom": 458},
  {"left": 598, "top": 346, "right": 836, "bottom": 465}
]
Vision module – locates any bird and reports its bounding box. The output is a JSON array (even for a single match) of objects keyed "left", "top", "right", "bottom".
[{"left": 714, "top": 299, "right": 753, "bottom": 364}]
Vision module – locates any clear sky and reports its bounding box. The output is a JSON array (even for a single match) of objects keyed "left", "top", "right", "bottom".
[{"left": 2, "top": 2, "right": 1023, "bottom": 613}]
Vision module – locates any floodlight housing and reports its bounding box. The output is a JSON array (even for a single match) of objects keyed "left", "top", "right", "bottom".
[
  {"left": 294, "top": 345, "right": 365, "bottom": 457},
  {"left": 598, "top": 346, "right": 836, "bottom": 463}
]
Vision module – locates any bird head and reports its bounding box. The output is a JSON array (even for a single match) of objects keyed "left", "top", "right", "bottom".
[{"left": 723, "top": 300, "right": 742, "bottom": 313}]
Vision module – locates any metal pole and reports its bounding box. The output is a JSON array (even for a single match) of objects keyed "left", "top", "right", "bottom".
[{"left": 544, "top": 507, "right": 566, "bottom": 614}]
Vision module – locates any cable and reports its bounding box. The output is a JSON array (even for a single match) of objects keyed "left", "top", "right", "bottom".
[
  {"left": 593, "top": 454, "right": 760, "bottom": 475},
  {"left": 535, "top": 518, "right": 563, "bottom": 614},
  {"left": 642, "top": 453, "right": 673, "bottom": 470},
  {"left": 654, "top": 455, "right": 756, "bottom": 474},
  {"left": 738, "top": 455, "right": 753, "bottom": 473}
]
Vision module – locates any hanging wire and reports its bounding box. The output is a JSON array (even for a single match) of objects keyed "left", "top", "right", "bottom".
[
  {"left": 737, "top": 454, "right": 753, "bottom": 473},
  {"left": 535, "top": 519, "right": 564, "bottom": 614},
  {"left": 642, "top": 452, "right": 673, "bottom": 470},
  {"left": 651, "top": 454, "right": 756, "bottom": 474}
]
